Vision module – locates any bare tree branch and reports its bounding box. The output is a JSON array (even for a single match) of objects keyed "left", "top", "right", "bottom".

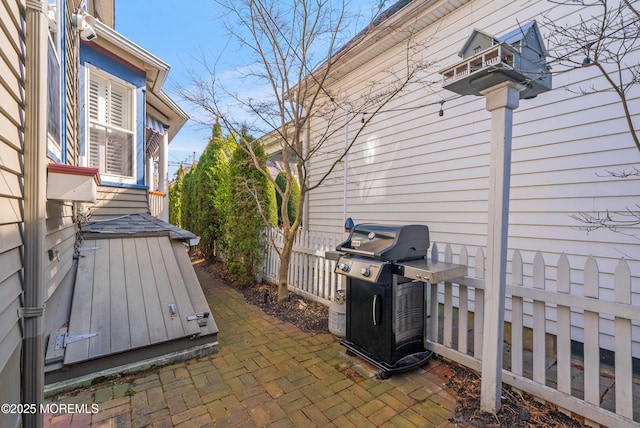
[
  {"left": 544, "top": 0, "right": 640, "bottom": 240},
  {"left": 177, "top": 0, "right": 438, "bottom": 302},
  {"left": 543, "top": 0, "right": 640, "bottom": 151}
]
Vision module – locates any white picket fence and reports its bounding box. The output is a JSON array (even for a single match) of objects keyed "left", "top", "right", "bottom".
[
  {"left": 263, "top": 227, "right": 345, "bottom": 304},
  {"left": 263, "top": 227, "right": 639, "bottom": 426}
]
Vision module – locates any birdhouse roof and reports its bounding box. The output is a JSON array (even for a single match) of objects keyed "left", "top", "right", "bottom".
[
  {"left": 496, "top": 20, "right": 547, "bottom": 55},
  {"left": 458, "top": 29, "right": 496, "bottom": 58},
  {"left": 458, "top": 20, "right": 547, "bottom": 59}
]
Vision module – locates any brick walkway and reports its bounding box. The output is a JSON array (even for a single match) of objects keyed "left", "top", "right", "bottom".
[{"left": 45, "top": 263, "right": 458, "bottom": 427}]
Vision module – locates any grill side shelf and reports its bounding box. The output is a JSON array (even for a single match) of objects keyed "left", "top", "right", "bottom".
[{"left": 395, "top": 260, "right": 468, "bottom": 283}]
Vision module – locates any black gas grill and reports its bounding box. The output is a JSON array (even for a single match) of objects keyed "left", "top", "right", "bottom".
[{"left": 335, "top": 224, "right": 433, "bottom": 378}]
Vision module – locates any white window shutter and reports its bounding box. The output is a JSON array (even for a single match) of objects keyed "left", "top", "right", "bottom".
[
  {"left": 109, "top": 82, "right": 129, "bottom": 129},
  {"left": 88, "top": 73, "right": 108, "bottom": 123},
  {"left": 87, "top": 68, "right": 134, "bottom": 180}
]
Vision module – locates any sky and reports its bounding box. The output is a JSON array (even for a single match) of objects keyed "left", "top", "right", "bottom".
[{"left": 114, "top": 0, "right": 383, "bottom": 179}]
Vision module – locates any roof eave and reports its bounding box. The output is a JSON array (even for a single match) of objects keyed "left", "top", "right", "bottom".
[
  {"left": 298, "top": 0, "right": 471, "bottom": 92},
  {"left": 94, "top": 20, "right": 169, "bottom": 92},
  {"left": 146, "top": 90, "right": 190, "bottom": 143},
  {"left": 92, "top": 21, "right": 189, "bottom": 143}
]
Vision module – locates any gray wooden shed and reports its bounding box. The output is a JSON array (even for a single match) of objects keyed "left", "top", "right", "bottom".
[{"left": 44, "top": 213, "right": 218, "bottom": 384}]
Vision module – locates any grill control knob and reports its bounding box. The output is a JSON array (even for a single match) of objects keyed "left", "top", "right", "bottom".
[
  {"left": 360, "top": 267, "right": 372, "bottom": 277},
  {"left": 339, "top": 263, "right": 350, "bottom": 272}
]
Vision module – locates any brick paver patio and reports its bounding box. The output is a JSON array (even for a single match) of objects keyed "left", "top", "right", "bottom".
[{"left": 44, "top": 261, "right": 459, "bottom": 427}]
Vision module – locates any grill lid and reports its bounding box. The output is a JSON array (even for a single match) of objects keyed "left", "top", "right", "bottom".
[{"left": 336, "top": 223, "right": 429, "bottom": 262}]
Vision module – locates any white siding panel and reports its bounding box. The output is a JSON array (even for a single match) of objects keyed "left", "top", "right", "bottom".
[
  {"left": 0, "top": 1, "right": 24, "bottom": 426},
  {"left": 0, "top": 279, "right": 21, "bottom": 371},
  {"left": 0, "top": 248, "right": 21, "bottom": 284},
  {"left": 0, "top": 323, "right": 21, "bottom": 388},
  {"left": 45, "top": 200, "right": 78, "bottom": 302},
  {"left": 306, "top": 0, "right": 640, "bottom": 290},
  {"left": 0, "top": 223, "right": 21, "bottom": 254},
  {"left": 0, "top": 168, "right": 22, "bottom": 198},
  {"left": 0, "top": 114, "right": 22, "bottom": 151},
  {"left": 0, "top": 142, "right": 22, "bottom": 172},
  {"left": 0, "top": 198, "right": 21, "bottom": 224}
]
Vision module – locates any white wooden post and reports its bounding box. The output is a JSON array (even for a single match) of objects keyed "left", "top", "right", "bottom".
[
  {"left": 146, "top": 152, "right": 154, "bottom": 190},
  {"left": 479, "top": 81, "right": 524, "bottom": 413},
  {"left": 158, "top": 125, "right": 169, "bottom": 222}
]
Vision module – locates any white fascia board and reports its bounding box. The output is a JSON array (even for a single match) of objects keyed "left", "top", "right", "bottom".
[
  {"left": 146, "top": 89, "right": 189, "bottom": 143},
  {"left": 94, "top": 20, "right": 169, "bottom": 92},
  {"left": 156, "top": 90, "right": 189, "bottom": 139}
]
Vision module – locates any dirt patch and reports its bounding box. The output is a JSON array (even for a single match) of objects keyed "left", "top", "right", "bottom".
[
  {"left": 199, "top": 258, "right": 586, "bottom": 427},
  {"left": 240, "top": 280, "right": 330, "bottom": 334},
  {"left": 446, "top": 364, "right": 587, "bottom": 427}
]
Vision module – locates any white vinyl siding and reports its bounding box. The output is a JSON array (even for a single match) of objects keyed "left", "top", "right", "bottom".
[
  {"left": 305, "top": 0, "right": 639, "bottom": 348},
  {"left": 87, "top": 68, "right": 135, "bottom": 181},
  {"left": 0, "top": 0, "right": 25, "bottom": 426}
]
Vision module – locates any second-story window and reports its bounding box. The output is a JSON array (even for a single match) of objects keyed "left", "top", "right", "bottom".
[{"left": 87, "top": 67, "right": 135, "bottom": 181}]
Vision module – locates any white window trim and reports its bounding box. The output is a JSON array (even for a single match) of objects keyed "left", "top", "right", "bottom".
[{"left": 85, "top": 65, "right": 137, "bottom": 185}]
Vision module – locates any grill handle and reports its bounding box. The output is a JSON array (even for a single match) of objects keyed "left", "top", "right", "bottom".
[
  {"left": 339, "top": 247, "right": 377, "bottom": 257},
  {"left": 372, "top": 294, "right": 382, "bottom": 325}
]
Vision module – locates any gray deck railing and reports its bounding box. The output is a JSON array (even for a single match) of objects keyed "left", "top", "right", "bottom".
[{"left": 263, "top": 227, "right": 639, "bottom": 427}]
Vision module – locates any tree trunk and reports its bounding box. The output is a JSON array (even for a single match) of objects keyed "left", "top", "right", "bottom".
[{"left": 277, "top": 232, "right": 294, "bottom": 303}]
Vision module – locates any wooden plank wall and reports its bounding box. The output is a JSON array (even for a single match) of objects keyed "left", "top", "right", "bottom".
[
  {"left": 0, "top": 0, "right": 25, "bottom": 426},
  {"left": 88, "top": 186, "right": 150, "bottom": 221}
]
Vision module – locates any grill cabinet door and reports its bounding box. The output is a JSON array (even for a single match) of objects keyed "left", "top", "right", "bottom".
[{"left": 346, "top": 278, "right": 392, "bottom": 363}]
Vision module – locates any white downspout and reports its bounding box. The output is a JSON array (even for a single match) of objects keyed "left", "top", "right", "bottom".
[
  {"left": 23, "top": 1, "right": 48, "bottom": 427},
  {"left": 303, "top": 117, "right": 310, "bottom": 231},
  {"left": 343, "top": 109, "right": 349, "bottom": 226}
]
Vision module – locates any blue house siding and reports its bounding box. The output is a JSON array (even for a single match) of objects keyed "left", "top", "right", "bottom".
[{"left": 79, "top": 43, "right": 147, "bottom": 188}]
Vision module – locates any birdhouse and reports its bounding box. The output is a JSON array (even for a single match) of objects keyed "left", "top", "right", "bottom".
[{"left": 440, "top": 21, "right": 552, "bottom": 99}]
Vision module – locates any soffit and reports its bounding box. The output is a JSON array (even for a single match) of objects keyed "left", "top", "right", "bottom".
[{"left": 318, "top": 0, "right": 471, "bottom": 87}]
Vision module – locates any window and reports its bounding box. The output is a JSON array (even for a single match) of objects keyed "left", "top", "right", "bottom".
[
  {"left": 47, "top": 1, "right": 62, "bottom": 161},
  {"left": 86, "top": 68, "right": 135, "bottom": 181},
  {"left": 47, "top": 34, "right": 62, "bottom": 161}
]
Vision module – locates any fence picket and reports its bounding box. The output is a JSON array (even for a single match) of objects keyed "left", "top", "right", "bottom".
[
  {"left": 458, "top": 246, "right": 469, "bottom": 354},
  {"left": 430, "top": 243, "right": 440, "bottom": 343},
  {"left": 532, "top": 251, "right": 546, "bottom": 387},
  {"left": 614, "top": 259, "right": 633, "bottom": 419},
  {"left": 431, "top": 242, "right": 439, "bottom": 262},
  {"left": 556, "top": 254, "right": 572, "bottom": 401},
  {"left": 444, "top": 244, "right": 454, "bottom": 348},
  {"left": 318, "top": 233, "right": 325, "bottom": 299},
  {"left": 511, "top": 249, "right": 524, "bottom": 377},
  {"left": 474, "top": 247, "right": 485, "bottom": 359},
  {"left": 583, "top": 256, "right": 600, "bottom": 409}
]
